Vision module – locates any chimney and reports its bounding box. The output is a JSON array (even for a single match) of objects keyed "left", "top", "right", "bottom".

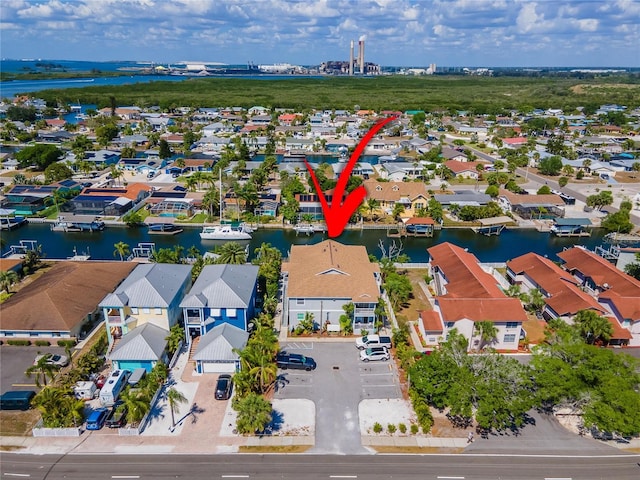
[
  {"left": 349, "top": 40, "right": 354, "bottom": 76},
  {"left": 358, "top": 39, "right": 365, "bottom": 74}
]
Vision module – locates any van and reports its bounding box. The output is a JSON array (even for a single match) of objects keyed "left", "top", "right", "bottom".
[
  {"left": 0, "top": 390, "right": 36, "bottom": 411},
  {"left": 127, "top": 368, "right": 146, "bottom": 387}
]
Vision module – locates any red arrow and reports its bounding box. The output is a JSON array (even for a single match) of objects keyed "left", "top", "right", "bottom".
[{"left": 304, "top": 116, "right": 397, "bottom": 237}]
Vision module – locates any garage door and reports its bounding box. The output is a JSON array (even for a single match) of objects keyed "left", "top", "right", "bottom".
[{"left": 201, "top": 362, "right": 236, "bottom": 374}]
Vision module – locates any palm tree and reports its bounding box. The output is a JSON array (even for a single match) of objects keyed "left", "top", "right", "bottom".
[
  {"left": 366, "top": 198, "right": 380, "bottom": 221},
  {"left": 119, "top": 388, "right": 150, "bottom": 425},
  {"left": 0, "top": 270, "right": 19, "bottom": 294},
  {"left": 32, "top": 387, "right": 66, "bottom": 427},
  {"left": 505, "top": 284, "right": 522, "bottom": 298},
  {"left": 216, "top": 242, "right": 247, "bottom": 264},
  {"left": 113, "top": 241, "right": 130, "bottom": 261},
  {"left": 26, "top": 354, "right": 59, "bottom": 387},
  {"left": 166, "top": 387, "right": 188, "bottom": 429},
  {"left": 165, "top": 325, "right": 184, "bottom": 356},
  {"left": 235, "top": 393, "right": 272, "bottom": 434},
  {"left": 473, "top": 321, "right": 498, "bottom": 351},
  {"left": 574, "top": 309, "right": 613, "bottom": 345}
]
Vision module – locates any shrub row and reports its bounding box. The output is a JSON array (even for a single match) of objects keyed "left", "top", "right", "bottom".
[
  {"left": 409, "top": 389, "right": 434, "bottom": 433},
  {"left": 372, "top": 421, "right": 417, "bottom": 434},
  {"left": 4, "top": 339, "right": 78, "bottom": 347}
]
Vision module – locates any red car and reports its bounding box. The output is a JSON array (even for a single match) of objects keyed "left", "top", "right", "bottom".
[{"left": 94, "top": 375, "right": 106, "bottom": 389}]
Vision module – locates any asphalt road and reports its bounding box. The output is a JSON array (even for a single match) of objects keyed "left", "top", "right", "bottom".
[{"left": 2, "top": 453, "right": 639, "bottom": 480}]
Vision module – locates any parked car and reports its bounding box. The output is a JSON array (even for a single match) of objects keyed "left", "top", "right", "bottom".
[
  {"left": 34, "top": 353, "right": 69, "bottom": 367},
  {"left": 360, "top": 346, "right": 390, "bottom": 362},
  {"left": 105, "top": 402, "right": 128, "bottom": 428},
  {"left": 215, "top": 374, "right": 233, "bottom": 400},
  {"left": 93, "top": 374, "right": 107, "bottom": 389},
  {"left": 0, "top": 390, "right": 36, "bottom": 411},
  {"left": 86, "top": 408, "right": 109, "bottom": 430},
  {"left": 276, "top": 352, "right": 317, "bottom": 371},
  {"left": 355, "top": 334, "right": 392, "bottom": 350}
]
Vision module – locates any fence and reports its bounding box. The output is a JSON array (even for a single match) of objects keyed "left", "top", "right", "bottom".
[
  {"left": 32, "top": 419, "right": 81, "bottom": 437},
  {"left": 119, "top": 384, "right": 164, "bottom": 436}
]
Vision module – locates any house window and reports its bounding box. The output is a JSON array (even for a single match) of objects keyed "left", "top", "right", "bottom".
[
  {"left": 211, "top": 308, "right": 221, "bottom": 317},
  {"left": 446, "top": 322, "right": 455, "bottom": 328},
  {"left": 297, "top": 313, "right": 305, "bottom": 321},
  {"left": 296, "top": 299, "right": 305, "bottom": 306},
  {"left": 227, "top": 308, "right": 237, "bottom": 318},
  {"left": 155, "top": 308, "right": 162, "bottom": 315},
  {"left": 142, "top": 308, "right": 150, "bottom": 314},
  {"left": 503, "top": 334, "right": 516, "bottom": 343},
  {"left": 415, "top": 202, "right": 424, "bottom": 209},
  {"left": 506, "top": 322, "right": 519, "bottom": 329},
  {"left": 131, "top": 307, "right": 139, "bottom": 314},
  {"left": 428, "top": 337, "right": 436, "bottom": 342}
]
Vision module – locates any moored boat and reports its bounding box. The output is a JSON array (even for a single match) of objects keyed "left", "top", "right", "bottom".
[{"left": 200, "top": 223, "right": 252, "bottom": 240}]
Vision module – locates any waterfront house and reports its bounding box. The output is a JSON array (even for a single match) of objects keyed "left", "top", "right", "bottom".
[
  {"left": 498, "top": 191, "right": 565, "bottom": 219},
  {"left": 1, "top": 262, "right": 135, "bottom": 341},
  {"left": 99, "top": 263, "right": 193, "bottom": 347},
  {"left": 433, "top": 191, "right": 491, "bottom": 207},
  {"left": 428, "top": 242, "right": 527, "bottom": 351},
  {"left": 0, "top": 187, "right": 50, "bottom": 215},
  {"left": 109, "top": 322, "right": 169, "bottom": 373},
  {"left": 70, "top": 183, "right": 151, "bottom": 216},
  {"left": 191, "top": 323, "right": 249, "bottom": 374},
  {"left": 558, "top": 246, "right": 640, "bottom": 346},
  {"left": 281, "top": 240, "right": 382, "bottom": 333},
  {"left": 363, "top": 179, "right": 430, "bottom": 217},
  {"left": 180, "top": 265, "right": 259, "bottom": 346}
]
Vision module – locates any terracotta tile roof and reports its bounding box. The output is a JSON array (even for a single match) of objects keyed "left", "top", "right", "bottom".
[
  {"left": 558, "top": 247, "right": 640, "bottom": 297},
  {"left": 507, "top": 252, "right": 604, "bottom": 316},
  {"left": 599, "top": 291, "right": 640, "bottom": 320},
  {"left": 121, "top": 183, "right": 153, "bottom": 200},
  {"left": 1, "top": 261, "right": 136, "bottom": 333},
  {"left": 282, "top": 240, "right": 380, "bottom": 302},
  {"left": 606, "top": 316, "right": 633, "bottom": 340},
  {"left": 438, "top": 298, "right": 528, "bottom": 322},
  {"left": 418, "top": 310, "right": 443, "bottom": 332},
  {"left": 503, "top": 137, "right": 527, "bottom": 145},
  {"left": 0, "top": 258, "right": 23, "bottom": 272},
  {"left": 428, "top": 242, "right": 504, "bottom": 298},
  {"left": 363, "top": 179, "right": 429, "bottom": 202},
  {"left": 444, "top": 160, "right": 483, "bottom": 173}
]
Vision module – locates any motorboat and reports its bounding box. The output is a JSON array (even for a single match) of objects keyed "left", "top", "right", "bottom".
[
  {"left": 148, "top": 223, "right": 183, "bottom": 235},
  {"left": 200, "top": 223, "right": 252, "bottom": 240},
  {"left": 293, "top": 223, "right": 315, "bottom": 235}
]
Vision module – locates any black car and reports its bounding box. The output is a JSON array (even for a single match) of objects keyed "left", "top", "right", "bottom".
[
  {"left": 215, "top": 374, "right": 233, "bottom": 400},
  {"left": 105, "top": 402, "right": 128, "bottom": 428},
  {"left": 276, "top": 352, "right": 317, "bottom": 371}
]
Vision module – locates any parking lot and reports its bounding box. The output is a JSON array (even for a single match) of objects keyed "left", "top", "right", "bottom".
[
  {"left": 274, "top": 341, "right": 401, "bottom": 453},
  {"left": 0, "top": 345, "right": 68, "bottom": 394}
]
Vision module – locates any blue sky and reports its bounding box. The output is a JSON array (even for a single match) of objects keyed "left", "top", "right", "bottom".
[{"left": 2, "top": 0, "right": 639, "bottom": 67}]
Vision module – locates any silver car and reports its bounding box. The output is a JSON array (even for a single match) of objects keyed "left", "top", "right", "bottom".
[
  {"left": 359, "top": 346, "right": 390, "bottom": 362},
  {"left": 34, "top": 353, "right": 69, "bottom": 367}
]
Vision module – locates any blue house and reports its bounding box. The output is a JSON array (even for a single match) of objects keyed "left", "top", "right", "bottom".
[
  {"left": 180, "top": 264, "right": 259, "bottom": 346},
  {"left": 109, "top": 322, "right": 169, "bottom": 373}
]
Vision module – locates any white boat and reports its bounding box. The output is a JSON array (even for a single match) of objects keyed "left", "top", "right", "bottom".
[
  {"left": 200, "top": 224, "right": 252, "bottom": 240},
  {"left": 293, "top": 223, "right": 315, "bottom": 235}
]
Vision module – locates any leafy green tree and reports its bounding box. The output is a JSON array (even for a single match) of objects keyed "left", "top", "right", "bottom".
[
  {"left": 16, "top": 144, "right": 63, "bottom": 170},
  {"left": 485, "top": 185, "right": 499, "bottom": 198},
  {"left": 216, "top": 242, "right": 247, "bottom": 264},
  {"left": 167, "top": 387, "right": 188, "bottom": 429},
  {"left": 152, "top": 245, "right": 185, "bottom": 264},
  {"left": 121, "top": 146, "right": 137, "bottom": 159},
  {"left": 96, "top": 123, "right": 119, "bottom": 147},
  {"left": 537, "top": 185, "right": 552, "bottom": 195},
  {"left": 7, "top": 105, "right": 37, "bottom": 121},
  {"left": 158, "top": 139, "right": 172, "bottom": 159},
  {"left": 428, "top": 198, "right": 443, "bottom": 222},
  {"left": 44, "top": 162, "right": 74, "bottom": 183},
  {"left": 383, "top": 272, "right": 413, "bottom": 310},
  {"left": 113, "top": 241, "right": 130, "bottom": 261},
  {"left": 234, "top": 393, "right": 272, "bottom": 434},
  {"left": 558, "top": 176, "right": 569, "bottom": 187},
  {"left": 165, "top": 324, "right": 184, "bottom": 355},
  {"left": 573, "top": 309, "right": 613, "bottom": 345},
  {"left": 122, "top": 210, "right": 143, "bottom": 227},
  {"left": 0, "top": 270, "right": 19, "bottom": 294},
  {"left": 601, "top": 209, "right": 633, "bottom": 234},
  {"left": 538, "top": 155, "right": 563, "bottom": 176},
  {"left": 624, "top": 253, "right": 640, "bottom": 280},
  {"left": 586, "top": 191, "right": 613, "bottom": 210}
]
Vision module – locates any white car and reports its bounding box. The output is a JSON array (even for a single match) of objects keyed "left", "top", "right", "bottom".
[
  {"left": 34, "top": 353, "right": 69, "bottom": 367},
  {"left": 359, "top": 346, "right": 390, "bottom": 362}
]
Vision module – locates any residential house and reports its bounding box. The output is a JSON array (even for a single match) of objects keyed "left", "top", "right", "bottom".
[
  {"left": 109, "top": 322, "right": 170, "bottom": 373},
  {"left": 558, "top": 246, "right": 640, "bottom": 346},
  {"left": 99, "top": 263, "right": 193, "bottom": 348},
  {"left": 1, "top": 186, "right": 52, "bottom": 215},
  {"left": 375, "top": 160, "right": 426, "bottom": 181},
  {"left": 428, "top": 242, "right": 527, "bottom": 351},
  {"left": 433, "top": 191, "right": 491, "bottom": 207},
  {"left": 506, "top": 253, "right": 607, "bottom": 320},
  {"left": 84, "top": 150, "right": 121, "bottom": 168},
  {"left": 180, "top": 264, "right": 259, "bottom": 345},
  {"left": 1, "top": 262, "right": 135, "bottom": 340},
  {"left": 363, "top": 179, "right": 430, "bottom": 217},
  {"left": 281, "top": 240, "right": 382, "bottom": 332},
  {"left": 191, "top": 323, "right": 249, "bottom": 374},
  {"left": 441, "top": 147, "right": 468, "bottom": 162},
  {"left": 70, "top": 183, "right": 151, "bottom": 216},
  {"left": 443, "top": 160, "right": 484, "bottom": 179},
  {"left": 498, "top": 191, "right": 565, "bottom": 219}
]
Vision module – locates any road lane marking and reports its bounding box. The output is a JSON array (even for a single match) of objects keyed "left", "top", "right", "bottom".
[
  {"left": 436, "top": 477, "right": 464, "bottom": 479},
  {"left": 4, "top": 474, "right": 31, "bottom": 478},
  {"left": 111, "top": 476, "right": 140, "bottom": 479},
  {"left": 329, "top": 476, "right": 357, "bottom": 479},
  {"left": 221, "top": 476, "right": 249, "bottom": 478}
]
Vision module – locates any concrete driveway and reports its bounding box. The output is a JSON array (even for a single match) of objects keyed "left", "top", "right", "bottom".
[
  {"left": 0, "top": 345, "right": 68, "bottom": 393},
  {"left": 274, "top": 341, "right": 401, "bottom": 454}
]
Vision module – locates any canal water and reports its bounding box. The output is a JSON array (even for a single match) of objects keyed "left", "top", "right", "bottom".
[{"left": 1, "top": 223, "right": 607, "bottom": 263}]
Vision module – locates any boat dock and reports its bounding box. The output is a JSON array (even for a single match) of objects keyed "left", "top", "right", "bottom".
[
  {"left": 145, "top": 217, "right": 183, "bottom": 235},
  {"left": 51, "top": 214, "right": 105, "bottom": 232},
  {"left": 604, "top": 232, "right": 640, "bottom": 245},
  {"left": 0, "top": 208, "right": 28, "bottom": 231},
  {"left": 551, "top": 218, "right": 592, "bottom": 237},
  {"left": 472, "top": 216, "right": 513, "bottom": 236}
]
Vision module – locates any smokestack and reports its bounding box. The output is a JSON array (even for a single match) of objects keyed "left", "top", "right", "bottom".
[
  {"left": 349, "top": 40, "right": 354, "bottom": 76},
  {"left": 358, "top": 39, "right": 364, "bottom": 74}
]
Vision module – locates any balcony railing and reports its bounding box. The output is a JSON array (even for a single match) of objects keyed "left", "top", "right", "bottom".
[
  {"left": 185, "top": 314, "right": 201, "bottom": 324},
  {"left": 107, "top": 315, "right": 123, "bottom": 325}
]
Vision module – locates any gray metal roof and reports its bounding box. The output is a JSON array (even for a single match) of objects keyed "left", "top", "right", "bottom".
[
  {"left": 99, "top": 264, "right": 192, "bottom": 308},
  {"left": 192, "top": 323, "right": 248, "bottom": 361},
  {"left": 109, "top": 322, "right": 168, "bottom": 361},
  {"left": 434, "top": 192, "right": 491, "bottom": 205},
  {"left": 180, "top": 264, "right": 258, "bottom": 309},
  {"left": 555, "top": 218, "right": 592, "bottom": 226}
]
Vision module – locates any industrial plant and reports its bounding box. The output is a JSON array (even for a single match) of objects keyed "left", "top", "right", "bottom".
[{"left": 320, "top": 36, "right": 381, "bottom": 75}]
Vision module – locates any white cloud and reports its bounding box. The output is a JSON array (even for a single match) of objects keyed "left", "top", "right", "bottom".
[
  {"left": 575, "top": 18, "right": 599, "bottom": 32},
  {"left": 516, "top": 3, "right": 543, "bottom": 33}
]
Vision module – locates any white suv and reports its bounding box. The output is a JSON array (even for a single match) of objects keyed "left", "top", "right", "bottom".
[{"left": 359, "top": 346, "right": 390, "bottom": 362}]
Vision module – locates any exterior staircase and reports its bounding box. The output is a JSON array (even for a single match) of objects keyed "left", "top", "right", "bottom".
[{"left": 188, "top": 337, "right": 200, "bottom": 360}]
